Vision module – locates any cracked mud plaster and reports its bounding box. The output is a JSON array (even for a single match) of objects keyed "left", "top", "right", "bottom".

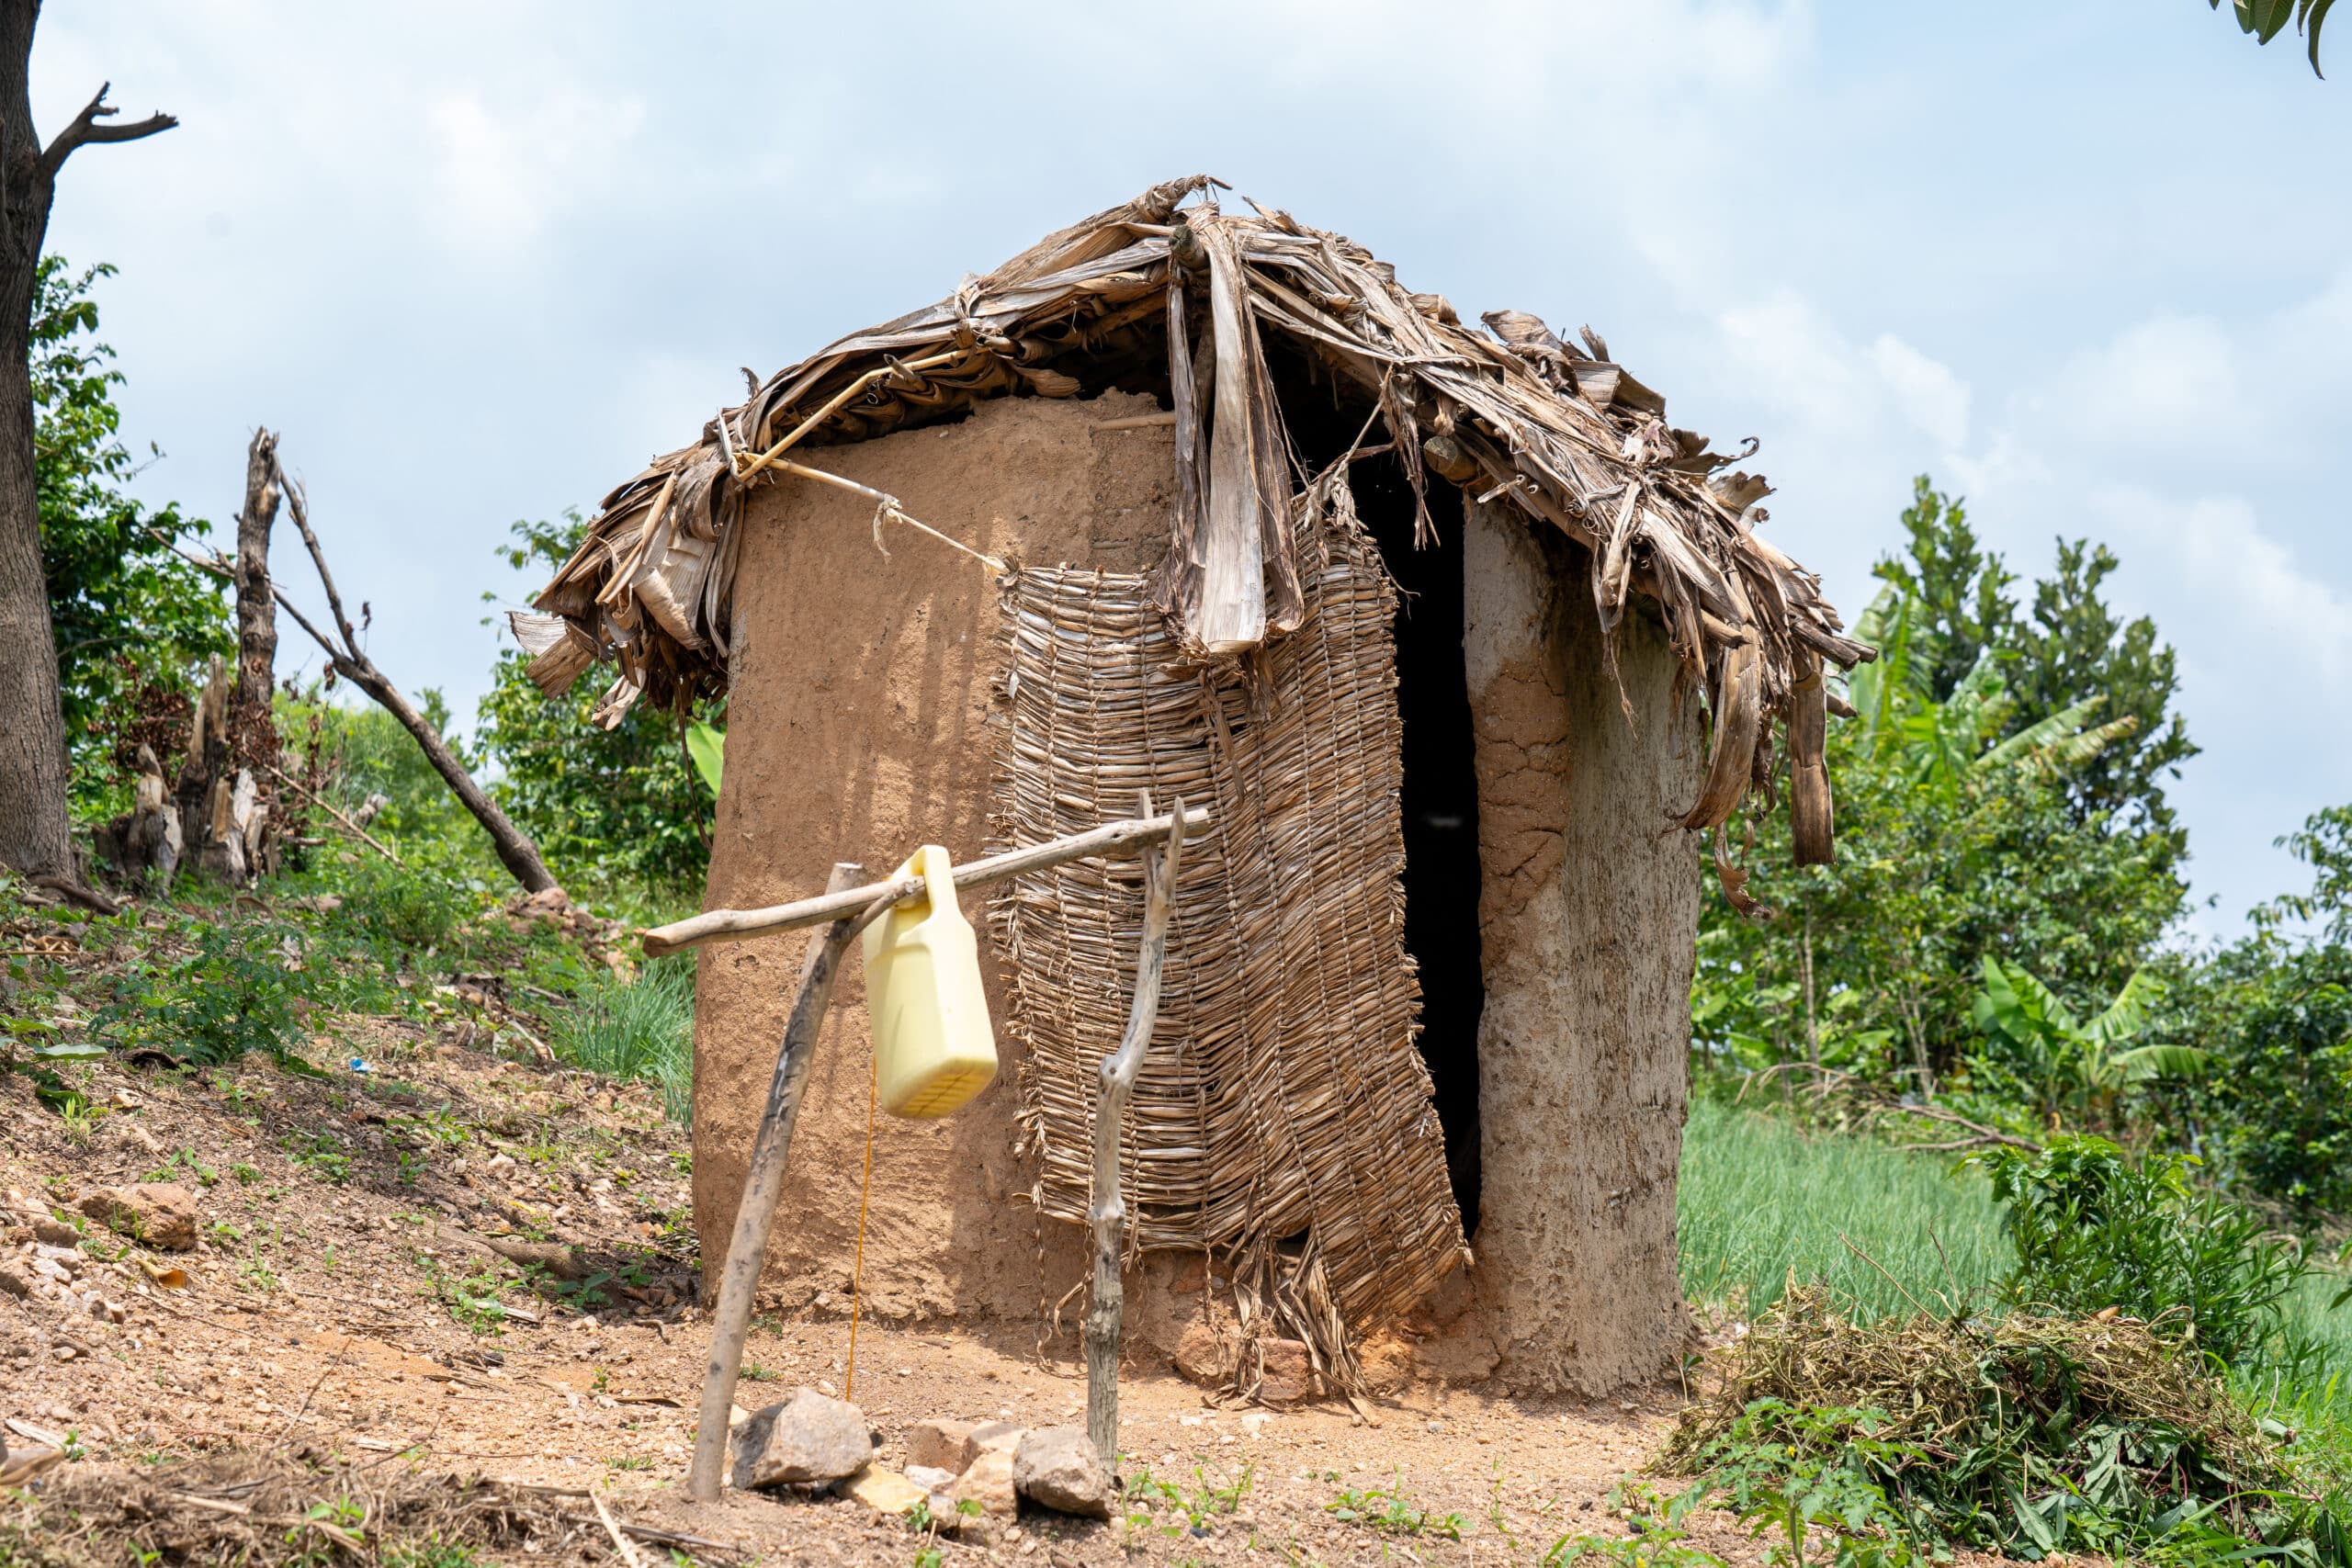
[{"left": 1463, "top": 497, "right": 1703, "bottom": 1396}]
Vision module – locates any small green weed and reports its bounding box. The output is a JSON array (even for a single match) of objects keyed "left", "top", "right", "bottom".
[
  {"left": 1326, "top": 1471, "right": 1462, "bottom": 1539},
  {"left": 1124, "top": 1461, "right": 1256, "bottom": 1539},
  {"left": 281, "top": 1130, "right": 353, "bottom": 1184},
  {"left": 384, "top": 1539, "right": 483, "bottom": 1568}
]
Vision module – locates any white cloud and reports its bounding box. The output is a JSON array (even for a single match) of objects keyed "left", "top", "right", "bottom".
[
  {"left": 2092, "top": 488, "right": 2352, "bottom": 685},
  {"left": 424, "top": 89, "right": 645, "bottom": 258},
  {"left": 1869, "top": 333, "right": 1971, "bottom": 449},
  {"left": 1711, "top": 294, "right": 1972, "bottom": 458}
]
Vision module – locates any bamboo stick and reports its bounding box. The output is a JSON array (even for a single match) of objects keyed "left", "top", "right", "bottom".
[
  {"left": 1085, "top": 796, "right": 1184, "bottom": 1467},
  {"left": 731, "top": 350, "right": 966, "bottom": 482},
  {"left": 639, "top": 806, "right": 1211, "bottom": 957},
  {"left": 688, "top": 865, "right": 882, "bottom": 1502}
]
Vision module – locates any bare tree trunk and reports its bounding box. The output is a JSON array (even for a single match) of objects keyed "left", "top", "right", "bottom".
[
  {"left": 1464, "top": 498, "right": 1701, "bottom": 1395},
  {"left": 169, "top": 459, "right": 563, "bottom": 898},
  {"left": 231, "top": 430, "right": 279, "bottom": 739},
  {"left": 152, "top": 431, "right": 285, "bottom": 886},
  {"left": 0, "top": 3, "right": 175, "bottom": 880},
  {"left": 1086, "top": 799, "right": 1182, "bottom": 1468}
]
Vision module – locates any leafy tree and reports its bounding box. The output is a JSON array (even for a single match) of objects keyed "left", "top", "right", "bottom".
[
  {"left": 2007, "top": 538, "right": 2197, "bottom": 845},
  {"left": 2260, "top": 801, "right": 2352, "bottom": 942},
  {"left": 2175, "top": 940, "right": 2352, "bottom": 1217},
  {"left": 1695, "top": 575, "right": 2186, "bottom": 1100},
  {"left": 1869, "top": 479, "right": 2015, "bottom": 706},
  {"left": 1871, "top": 479, "right": 2196, "bottom": 852},
  {"left": 2153, "top": 802, "right": 2352, "bottom": 1218},
  {"left": 472, "top": 512, "right": 718, "bottom": 894},
  {"left": 2208, "top": 0, "right": 2335, "bottom": 74},
  {"left": 32, "top": 255, "right": 228, "bottom": 813},
  {"left": 0, "top": 46, "right": 178, "bottom": 881}
]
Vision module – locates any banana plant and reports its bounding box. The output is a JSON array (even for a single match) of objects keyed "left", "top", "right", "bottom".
[
  {"left": 1971, "top": 956, "right": 2208, "bottom": 1128},
  {"left": 685, "top": 721, "right": 725, "bottom": 798},
  {"left": 1841, "top": 588, "right": 2137, "bottom": 798}
]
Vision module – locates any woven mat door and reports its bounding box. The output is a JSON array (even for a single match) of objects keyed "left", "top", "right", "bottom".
[{"left": 989, "top": 526, "right": 1466, "bottom": 1343}]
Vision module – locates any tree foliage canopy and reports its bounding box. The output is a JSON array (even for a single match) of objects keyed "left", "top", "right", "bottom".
[
  {"left": 33, "top": 255, "right": 227, "bottom": 810},
  {"left": 471, "top": 512, "right": 719, "bottom": 894},
  {"left": 2209, "top": 0, "right": 2335, "bottom": 74}
]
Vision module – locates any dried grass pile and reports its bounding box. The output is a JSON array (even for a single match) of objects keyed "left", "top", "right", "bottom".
[
  {"left": 1, "top": 1454, "right": 738, "bottom": 1565},
  {"left": 1666, "top": 1289, "right": 2311, "bottom": 1557}
]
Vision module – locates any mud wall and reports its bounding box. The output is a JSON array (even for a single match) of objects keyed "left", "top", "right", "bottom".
[
  {"left": 1460, "top": 497, "right": 1702, "bottom": 1395},
  {"left": 694, "top": 391, "right": 1176, "bottom": 1329}
]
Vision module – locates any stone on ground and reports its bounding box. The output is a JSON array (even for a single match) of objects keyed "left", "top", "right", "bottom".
[
  {"left": 76, "top": 1184, "right": 198, "bottom": 1251},
  {"left": 904, "top": 1416, "right": 978, "bottom": 1473},
  {"left": 1012, "top": 1425, "right": 1113, "bottom": 1519},
  {"left": 1256, "top": 1337, "right": 1317, "bottom": 1404},
  {"left": 1175, "top": 1319, "right": 1233, "bottom": 1387},
  {"left": 842, "top": 1464, "right": 926, "bottom": 1516},
  {"left": 970, "top": 1419, "right": 1024, "bottom": 1455},
  {"left": 730, "top": 1389, "right": 874, "bottom": 1489},
  {"left": 954, "top": 1447, "right": 1019, "bottom": 1519}
]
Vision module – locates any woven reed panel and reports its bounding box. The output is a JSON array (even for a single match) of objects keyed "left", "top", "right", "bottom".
[{"left": 989, "top": 536, "right": 1466, "bottom": 1329}]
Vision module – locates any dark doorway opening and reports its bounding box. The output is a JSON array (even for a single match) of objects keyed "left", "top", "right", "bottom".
[
  {"left": 1267, "top": 355, "right": 1488, "bottom": 1234},
  {"left": 1363, "top": 465, "right": 1487, "bottom": 1232}
]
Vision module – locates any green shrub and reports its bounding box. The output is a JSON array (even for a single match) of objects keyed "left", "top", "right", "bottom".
[
  {"left": 473, "top": 513, "right": 718, "bottom": 892},
  {"left": 1975, "top": 1135, "right": 2314, "bottom": 1370},
  {"left": 332, "top": 855, "right": 480, "bottom": 953},
  {"left": 98, "top": 921, "right": 303, "bottom": 1065},
  {"left": 551, "top": 960, "right": 694, "bottom": 1122}
]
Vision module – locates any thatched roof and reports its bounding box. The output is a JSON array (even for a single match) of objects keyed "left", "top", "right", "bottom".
[{"left": 526, "top": 175, "right": 1866, "bottom": 870}]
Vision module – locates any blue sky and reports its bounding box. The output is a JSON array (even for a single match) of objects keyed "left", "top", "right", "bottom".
[{"left": 31, "top": 3, "right": 2350, "bottom": 932}]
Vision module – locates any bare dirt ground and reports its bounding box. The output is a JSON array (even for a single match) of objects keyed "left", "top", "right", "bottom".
[{"left": 0, "top": 1019, "right": 1948, "bottom": 1566}]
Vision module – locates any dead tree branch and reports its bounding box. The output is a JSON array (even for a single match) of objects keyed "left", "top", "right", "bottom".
[
  {"left": 41, "top": 83, "right": 176, "bottom": 175},
  {"left": 163, "top": 465, "right": 562, "bottom": 897},
  {"left": 1734, "top": 1061, "right": 2042, "bottom": 1153}
]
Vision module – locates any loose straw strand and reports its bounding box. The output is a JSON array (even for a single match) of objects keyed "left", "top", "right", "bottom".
[
  {"left": 844, "top": 1044, "right": 880, "bottom": 1400},
  {"left": 766, "top": 455, "right": 1007, "bottom": 575},
  {"left": 875, "top": 499, "right": 1008, "bottom": 575}
]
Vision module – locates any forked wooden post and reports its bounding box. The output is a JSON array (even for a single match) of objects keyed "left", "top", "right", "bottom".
[
  {"left": 1085, "top": 795, "right": 1184, "bottom": 1468},
  {"left": 688, "top": 863, "right": 873, "bottom": 1501}
]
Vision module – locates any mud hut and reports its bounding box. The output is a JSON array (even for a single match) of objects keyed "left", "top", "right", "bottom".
[{"left": 522, "top": 176, "right": 1866, "bottom": 1397}]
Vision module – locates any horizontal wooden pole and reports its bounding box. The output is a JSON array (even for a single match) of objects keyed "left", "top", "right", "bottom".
[{"left": 639, "top": 807, "right": 1212, "bottom": 958}]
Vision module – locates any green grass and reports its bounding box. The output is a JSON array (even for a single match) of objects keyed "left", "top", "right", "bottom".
[
  {"left": 1678, "top": 1096, "right": 2012, "bottom": 1321},
  {"left": 1679, "top": 1094, "right": 2352, "bottom": 1475},
  {"left": 549, "top": 958, "right": 694, "bottom": 1122}
]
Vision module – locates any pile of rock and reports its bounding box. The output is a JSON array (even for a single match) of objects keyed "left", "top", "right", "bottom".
[
  {"left": 730, "top": 1390, "right": 1116, "bottom": 1529},
  {"left": 0, "top": 1183, "right": 196, "bottom": 1324}
]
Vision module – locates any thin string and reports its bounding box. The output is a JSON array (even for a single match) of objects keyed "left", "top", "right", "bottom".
[
  {"left": 845, "top": 1043, "right": 879, "bottom": 1400},
  {"left": 869, "top": 497, "right": 1008, "bottom": 575}
]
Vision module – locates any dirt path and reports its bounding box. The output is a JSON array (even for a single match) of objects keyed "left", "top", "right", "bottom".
[{"left": 2, "top": 1037, "right": 1804, "bottom": 1565}]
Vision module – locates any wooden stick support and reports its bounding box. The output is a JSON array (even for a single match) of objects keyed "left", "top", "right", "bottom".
[
  {"left": 688, "top": 863, "right": 876, "bottom": 1502},
  {"left": 1085, "top": 795, "right": 1184, "bottom": 1469},
  {"left": 685, "top": 803, "right": 1212, "bottom": 1498},
  {"left": 641, "top": 807, "right": 1211, "bottom": 957}
]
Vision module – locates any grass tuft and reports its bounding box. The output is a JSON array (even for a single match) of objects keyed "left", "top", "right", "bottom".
[{"left": 550, "top": 959, "right": 694, "bottom": 1122}]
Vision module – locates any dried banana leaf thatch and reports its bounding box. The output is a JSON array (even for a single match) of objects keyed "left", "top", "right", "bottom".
[
  {"left": 990, "top": 487, "right": 1464, "bottom": 1381},
  {"left": 530, "top": 174, "right": 1867, "bottom": 858}
]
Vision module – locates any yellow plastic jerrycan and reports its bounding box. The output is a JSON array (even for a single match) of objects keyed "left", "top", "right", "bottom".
[{"left": 863, "top": 845, "right": 999, "bottom": 1119}]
